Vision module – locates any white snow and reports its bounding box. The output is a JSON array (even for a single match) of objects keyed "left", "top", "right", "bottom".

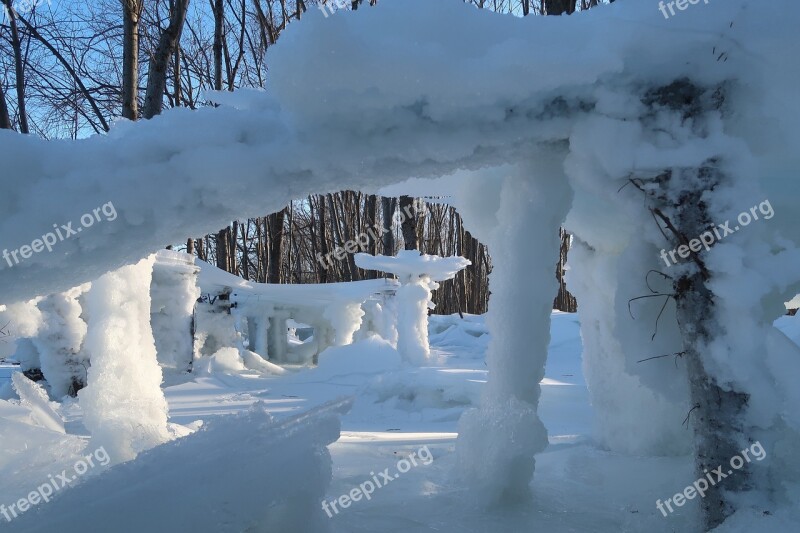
[
  {"left": 10, "top": 373, "right": 64, "bottom": 434},
  {"left": 6, "top": 398, "right": 354, "bottom": 533},
  {"left": 31, "top": 286, "right": 90, "bottom": 399},
  {"left": 78, "top": 256, "right": 171, "bottom": 465},
  {"left": 151, "top": 250, "right": 200, "bottom": 373}
]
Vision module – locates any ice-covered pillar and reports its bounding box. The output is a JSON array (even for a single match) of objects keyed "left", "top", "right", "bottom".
[
  {"left": 246, "top": 313, "right": 271, "bottom": 358},
  {"left": 454, "top": 155, "right": 571, "bottom": 502},
  {"left": 267, "top": 309, "right": 291, "bottom": 363},
  {"left": 323, "top": 301, "right": 366, "bottom": 347},
  {"left": 151, "top": 250, "right": 200, "bottom": 373},
  {"left": 355, "top": 251, "right": 470, "bottom": 365},
  {"left": 33, "top": 285, "right": 90, "bottom": 398},
  {"left": 79, "top": 255, "right": 171, "bottom": 465}
]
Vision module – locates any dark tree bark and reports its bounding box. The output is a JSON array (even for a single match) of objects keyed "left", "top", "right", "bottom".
[
  {"left": 121, "top": 0, "right": 143, "bottom": 121},
  {"left": 363, "top": 194, "right": 378, "bottom": 278},
  {"left": 544, "top": 0, "right": 575, "bottom": 15},
  {"left": 318, "top": 195, "right": 330, "bottom": 283},
  {"left": 554, "top": 229, "right": 578, "bottom": 312},
  {"left": 267, "top": 209, "right": 286, "bottom": 284},
  {"left": 2, "top": 0, "right": 30, "bottom": 133},
  {"left": 0, "top": 82, "right": 12, "bottom": 130},
  {"left": 381, "top": 196, "right": 396, "bottom": 255},
  {"left": 399, "top": 195, "right": 418, "bottom": 251},
  {"left": 644, "top": 80, "right": 751, "bottom": 530},
  {"left": 213, "top": 0, "right": 224, "bottom": 91},
  {"left": 143, "top": 0, "right": 191, "bottom": 119},
  {"left": 215, "top": 227, "right": 230, "bottom": 271}
]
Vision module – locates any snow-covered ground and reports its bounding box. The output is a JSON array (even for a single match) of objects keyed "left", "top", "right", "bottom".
[
  {"left": 152, "top": 311, "right": 698, "bottom": 532},
  {"left": 3, "top": 311, "right": 799, "bottom": 531}
]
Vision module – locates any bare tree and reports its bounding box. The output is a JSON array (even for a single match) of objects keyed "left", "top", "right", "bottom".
[
  {"left": 399, "top": 195, "right": 418, "bottom": 250},
  {"left": 2, "top": 0, "right": 30, "bottom": 133},
  {"left": 143, "top": 0, "right": 191, "bottom": 119},
  {"left": 122, "top": 0, "right": 144, "bottom": 120},
  {"left": 544, "top": 0, "right": 576, "bottom": 15},
  {"left": 0, "top": 82, "right": 11, "bottom": 129}
]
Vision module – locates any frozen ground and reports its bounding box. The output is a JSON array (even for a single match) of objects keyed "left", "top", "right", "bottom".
[{"left": 3, "top": 312, "right": 799, "bottom": 532}]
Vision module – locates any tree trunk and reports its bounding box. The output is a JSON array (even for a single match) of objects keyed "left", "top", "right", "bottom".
[
  {"left": 544, "top": 0, "right": 575, "bottom": 15},
  {"left": 399, "top": 195, "right": 418, "bottom": 251},
  {"left": 318, "top": 196, "right": 330, "bottom": 283},
  {"left": 327, "top": 194, "right": 352, "bottom": 280},
  {"left": 363, "top": 194, "right": 378, "bottom": 278},
  {"left": 646, "top": 80, "right": 751, "bottom": 530},
  {"left": 381, "top": 196, "right": 396, "bottom": 255},
  {"left": 3, "top": 1, "right": 30, "bottom": 133},
  {"left": 0, "top": 82, "right": 12, "bottom": 130},
  {"left": 143, "top": 0, "right": 191, "bottom": 119},
  {"left": 554, "top": 228, "right": 577, "bottom": 312},
  {"left": 267, "top": 210, "right": 285, "bottom": 284},
  {"left": 213, "top": 0, "right": 224, "bottom": 91},
  {"left": 122, "top": 0, "right": 142, "bottom": 121},
  {"left": 215, "top": 227, "right": 229, "bottom": 271}
]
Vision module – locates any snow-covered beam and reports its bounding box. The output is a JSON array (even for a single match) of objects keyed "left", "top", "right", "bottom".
[{"left": 2, "top": 0, "right": 791, "bottom": 305}]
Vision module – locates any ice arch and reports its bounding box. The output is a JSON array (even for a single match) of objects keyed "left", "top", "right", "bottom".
[{"left": 1, "top": 0, "right": 799, "bottom": 515}]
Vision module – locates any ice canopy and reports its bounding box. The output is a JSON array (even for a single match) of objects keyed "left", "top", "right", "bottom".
[
  {"left": 0, "top": 0, "right": 796, "bottom": 303},
  {"left": 1, "top": 0, "right": 799, "bottom": 510}
]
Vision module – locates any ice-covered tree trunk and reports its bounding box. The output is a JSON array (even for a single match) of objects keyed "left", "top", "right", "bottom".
[
  {"left": 658, "top": 165, "right": 750, "bottom": 530},
  {"left": 79, "top": 256, "right": 171, "bottom": 465},
  {"left": 644, "top": 81, "right": 751, "bottom": 530}
]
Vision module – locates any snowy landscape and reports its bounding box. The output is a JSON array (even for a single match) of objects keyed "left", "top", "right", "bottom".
[{"left": 1, "top": 0, "right": 799, "bottom": 531}]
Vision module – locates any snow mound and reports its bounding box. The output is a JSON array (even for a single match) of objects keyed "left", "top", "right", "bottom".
[
  {"left": 11, "top": 373, "right": 64, "bottom": 433},
  {"left": 7, "top": 397, "right": 353, "bottom": 533},
  {"left": 314, "top": 336, "right": 402, "bottom": 379},
  {"left": 200, "top": 347, "right": 247, "bottom": 374}
]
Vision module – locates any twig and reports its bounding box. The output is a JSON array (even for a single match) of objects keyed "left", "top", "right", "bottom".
[
  {"left": 683, "top": 403, "right": 701, "bottom": 428},
  {"left": 651, "top": 207, "right": 710, "bottom": 280},
  {"left": 645, "top": 270, "right": 673, "bottom": 294},
  {"left": 637, "top": 350, "right": 686, "bottom": 366},
  {"left": 628, "top": 293, "right": 674, "bottom": 320}
]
